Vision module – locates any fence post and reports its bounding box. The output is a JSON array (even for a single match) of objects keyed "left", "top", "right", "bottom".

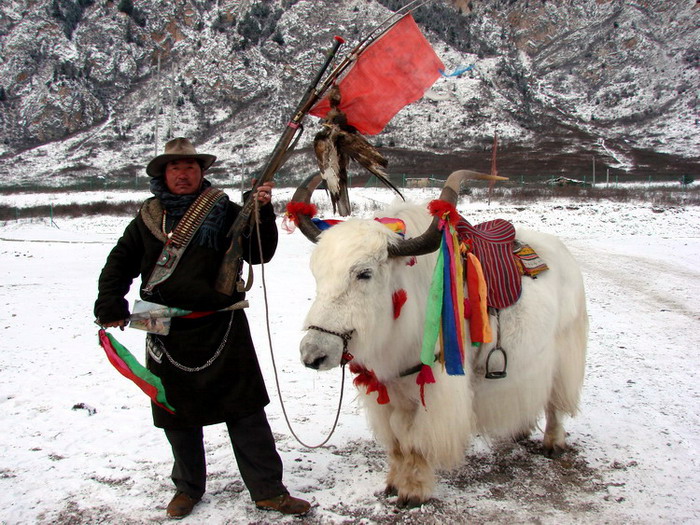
[{"left": 49, "top": 204, "right": 59, "bottom": 228}]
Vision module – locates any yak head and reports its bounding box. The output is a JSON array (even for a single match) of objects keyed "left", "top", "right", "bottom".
[{"left": 300, "top": 218, "right": 402, "bottom": 372}]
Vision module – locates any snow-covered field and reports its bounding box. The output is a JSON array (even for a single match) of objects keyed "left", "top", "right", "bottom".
[{"left": 0, "top": 187, "right": 698, "bottom": 524}]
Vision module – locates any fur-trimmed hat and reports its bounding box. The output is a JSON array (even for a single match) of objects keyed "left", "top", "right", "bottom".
[{"left": 146, "top": 137, "right": 217, "bottom": 177}]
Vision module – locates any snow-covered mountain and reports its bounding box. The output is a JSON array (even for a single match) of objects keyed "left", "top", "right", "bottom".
[{"left": 0, "top": 0, "right": 697, "bottom": 188}]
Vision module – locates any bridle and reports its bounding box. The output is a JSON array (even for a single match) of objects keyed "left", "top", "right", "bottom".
[
  {"left": 307, "top": 325, "right": 355, "bottom": 365},
  {"left": 307, "top": 325, "right": 429, "bottom": 379}
]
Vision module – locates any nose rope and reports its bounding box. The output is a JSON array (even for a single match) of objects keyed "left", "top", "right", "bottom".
[
  {"left": 253, "top": 200, "right": 347, "bottom": 449},
  {"left": 307, "top": 325, "right": 355, "bottom": 364}
]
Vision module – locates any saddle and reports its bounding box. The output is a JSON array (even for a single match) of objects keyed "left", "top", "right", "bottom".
[{"left": 456, "top": 217, "right": 547, "bottom": 310}]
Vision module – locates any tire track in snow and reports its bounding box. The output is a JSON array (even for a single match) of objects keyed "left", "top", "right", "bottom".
[{"left": 567, "top": 241, "right": 700, "bottom": 322}]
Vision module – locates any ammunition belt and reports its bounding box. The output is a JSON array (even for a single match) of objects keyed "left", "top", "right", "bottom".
[
  {"left": 166, "top": 187, "right": 225, "bottom": 248},
  {"left": 143, "top": 187, "right": 227, "bottom": 294}
]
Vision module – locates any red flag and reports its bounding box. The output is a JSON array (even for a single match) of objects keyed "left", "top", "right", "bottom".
[{"left": 311, "top": 14, "right": 444, "bottom": 135}]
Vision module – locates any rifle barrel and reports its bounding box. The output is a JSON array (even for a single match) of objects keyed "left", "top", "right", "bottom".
[{"left": 214, "top": 37, "right": 345, "bottom": 295}]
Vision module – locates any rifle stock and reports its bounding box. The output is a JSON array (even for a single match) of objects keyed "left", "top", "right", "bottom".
[{"left": 214, "top": 37, "right": 345, "bottom": 295}]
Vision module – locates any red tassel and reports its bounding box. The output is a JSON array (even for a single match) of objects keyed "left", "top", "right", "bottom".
[
  {"left": 392, "top": 289, "right": 407, "bottom": 319},
  {"left": 285, "top": 202, "right": 318, "bottom": 225},
  {"left": 416, "top": 364, "right": 436, "bottom": 408},
  {"left": 375, "top": 384, "right": 390, "bottom": 405},
  {"left": 349, "top": 363, "right": 390, "bottom": 404},
  {"left": 427, "top": 200, "right": 460, "bottom": 226}
]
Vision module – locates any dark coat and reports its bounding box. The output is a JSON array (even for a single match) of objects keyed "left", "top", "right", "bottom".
[{"left": 95, "top": 196, "right": 278, "bottom": 429}]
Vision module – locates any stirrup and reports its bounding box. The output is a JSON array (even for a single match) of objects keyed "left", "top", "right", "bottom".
[{"left": 485, "top": 346, "right": 507, "bottom": 379}]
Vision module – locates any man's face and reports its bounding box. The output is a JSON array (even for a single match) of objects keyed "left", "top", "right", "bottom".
[{"left": 164, "top": 159, "right": 203, "bottom": 195}]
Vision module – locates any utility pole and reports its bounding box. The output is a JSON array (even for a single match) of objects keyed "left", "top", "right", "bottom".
[
  {"left": 168, "top": 67, "right": 177, "bottom": 139},
  {"left": 240, "top": 171, "right": 245, "bottom": 203},
  {"left": 154, "top": 53, "right": 161, "bottom": 156}
]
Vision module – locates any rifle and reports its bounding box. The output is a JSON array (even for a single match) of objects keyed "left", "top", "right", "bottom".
[{"left": 214, "top": 0, "right": 432, "bottom": 295}]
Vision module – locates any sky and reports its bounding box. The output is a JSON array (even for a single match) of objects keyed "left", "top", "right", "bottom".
[{"left": 0, "top": 186, "right": 698, "bottom": 524}]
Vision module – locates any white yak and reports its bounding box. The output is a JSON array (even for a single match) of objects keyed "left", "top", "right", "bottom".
[{"left": 293, "top": 171, "right": 588, "bottom": 507}]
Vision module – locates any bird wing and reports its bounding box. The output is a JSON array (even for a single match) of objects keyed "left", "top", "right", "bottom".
[
  {"left": 337, "top": 131, "right": 404, "bottom": 201},
  {"left": 313, "top": 124, "right": 352, "bottom": 215}
]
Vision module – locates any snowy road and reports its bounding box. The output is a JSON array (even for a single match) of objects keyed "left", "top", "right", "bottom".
[{"left": 0, "top": 194, "right": 699, "bottom": 524}]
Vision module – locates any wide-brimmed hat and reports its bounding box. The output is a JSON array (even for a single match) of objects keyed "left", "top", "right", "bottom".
[{"left": 146, "top": 137, "right": 217, "bottom": 177}]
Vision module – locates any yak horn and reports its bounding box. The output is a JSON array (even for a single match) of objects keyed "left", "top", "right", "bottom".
[
  {"left": 290, "top": 173, "right": 325, "bottom": 243},
  {"left": 387, "top": 170, "right": 508, "bottom": 258}
]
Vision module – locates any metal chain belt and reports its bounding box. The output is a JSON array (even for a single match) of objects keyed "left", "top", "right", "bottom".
[{"left": 155, "top": 311, "right": 234, "bottom": 372}]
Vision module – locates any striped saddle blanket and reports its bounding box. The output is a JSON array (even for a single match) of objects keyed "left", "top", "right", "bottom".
[{"left": 456, "top": 218, "right": 547, "bottom": 309}]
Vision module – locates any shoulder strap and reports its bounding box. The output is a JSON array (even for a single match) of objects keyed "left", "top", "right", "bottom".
[{"left": 143, "top": 188, "right": 227, "bottom": 294}]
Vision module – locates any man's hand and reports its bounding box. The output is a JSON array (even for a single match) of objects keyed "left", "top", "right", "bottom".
[
  {"left": 253, "top": 180, "right": 274, "bottom": 205},
  {"left": 97, "top": 319, "right": 128, "bottom": 331}
]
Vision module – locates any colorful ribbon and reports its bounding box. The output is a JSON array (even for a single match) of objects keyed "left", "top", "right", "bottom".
[{"left": 98, "top": 330, "right": 175, "bottom": 414}]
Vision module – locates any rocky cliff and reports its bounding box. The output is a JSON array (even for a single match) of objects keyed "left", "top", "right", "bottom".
[{"left": 0, "top": 0, "right": 697, "bottom": 188}]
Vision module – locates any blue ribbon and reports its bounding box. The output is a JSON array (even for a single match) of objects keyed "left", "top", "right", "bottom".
[{"left": 439, "top": 64, "right": 474, "bottom": 77}]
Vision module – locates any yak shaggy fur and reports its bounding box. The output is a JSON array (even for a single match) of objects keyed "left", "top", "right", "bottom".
[{"left": 299, "top": 200, "right": 588, "bottom": 507}]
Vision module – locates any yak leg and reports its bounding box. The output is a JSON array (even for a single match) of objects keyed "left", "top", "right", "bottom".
[
  {"left": 396, "top": 449, "right": 434, "bottom": 507},
  {"left": 385, "top": 443, "right": 434, "bottom": 508},
  {"left": 542, "top": 402, "right": 567, "bottom": 458},
  {"left": 384, "top": 441, "right": 401, "bottom": 497}
]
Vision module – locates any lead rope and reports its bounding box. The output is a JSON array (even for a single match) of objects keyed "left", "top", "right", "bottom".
[{"left": 252, "top": 197, "right": 347, "bottom": 448}]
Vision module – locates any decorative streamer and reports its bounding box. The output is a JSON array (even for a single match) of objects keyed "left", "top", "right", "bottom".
[
  {"left": 98, "top": 330, "right": 176, "bottom": 414},
  {"left": 442, "top": 226, "right": 465, "bottom": 375},
  {"left": 374, "top": 217, "right": 406, "bottom": 236},
  {"left": 417, "top": 201, "right": 483, "bottom": 405},
  {"left": 465, "top": 253, "right": 492, "bottom": 344},
  {"left": 452, "top": 227, "right": 467, "bottom": 352},
  {"left": 420, "top": 239, "right": 444, "bottom": 368},
  {"left": 312, "top": 218, "right": 343, "bottom": 230}
]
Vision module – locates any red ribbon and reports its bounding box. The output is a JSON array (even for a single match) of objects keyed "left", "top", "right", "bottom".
[
  {"left": 349, "top": 363, "right": 390, "bottom": 404},
  {"left": 416, "top": 364, "right": 436, "bottom": 408}
]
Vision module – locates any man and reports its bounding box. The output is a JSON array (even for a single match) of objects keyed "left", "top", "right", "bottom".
[{"left": 94, "top": 137, "right": 310, "bottom": 518}]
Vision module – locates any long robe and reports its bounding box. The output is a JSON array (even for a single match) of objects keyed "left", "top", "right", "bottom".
[{"left": 94, "top": 196, "right": 278, "bottom": 429}]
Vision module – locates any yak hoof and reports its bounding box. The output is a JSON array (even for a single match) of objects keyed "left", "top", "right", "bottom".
[
  {"left": 383, "top": 485, "right": 398, "bottom": 497},
  {"left": 396, "top": 495, "right": 423, "bottom": 509},
  {"left": 543, "top": 444, "right": 566, "bottom": 459},
  {"left": 513, "top": 431, "right": 532, "bottom": 443}
]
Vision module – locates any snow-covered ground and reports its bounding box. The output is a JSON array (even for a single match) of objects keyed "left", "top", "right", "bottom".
[{"left": 0, "top": 187, "right": 698, "bottom": 524}]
